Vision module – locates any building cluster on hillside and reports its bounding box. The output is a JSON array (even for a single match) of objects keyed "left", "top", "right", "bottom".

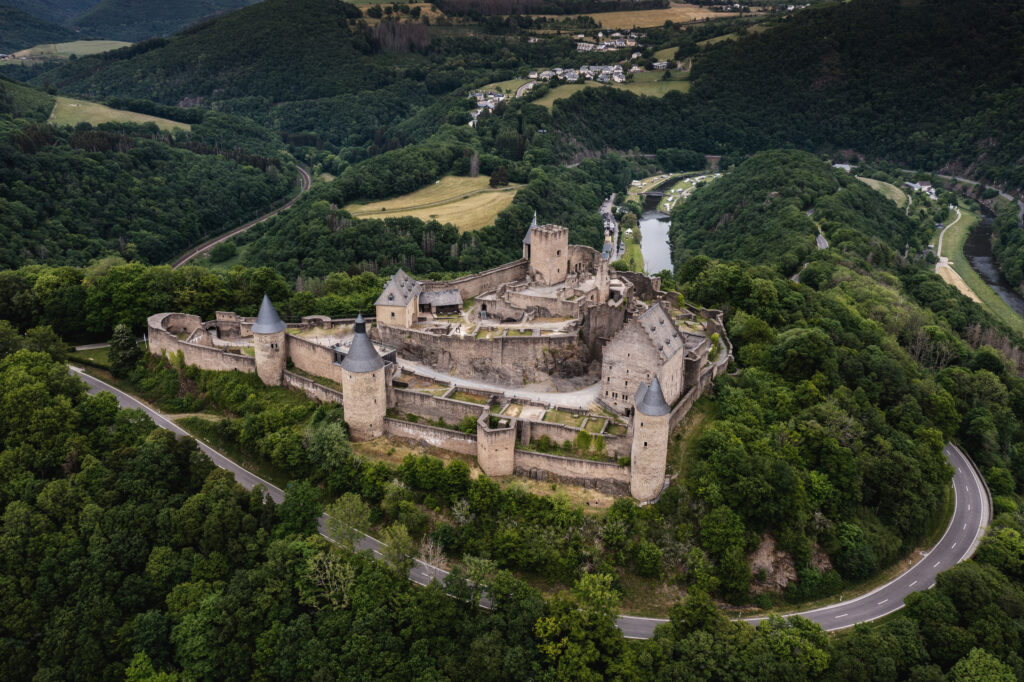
[
  {"left": 575, "top": 30, "right": 640, "bottom": 53},
  {"left": 530, "top": 64, "right": 627, "bottom": 84}
]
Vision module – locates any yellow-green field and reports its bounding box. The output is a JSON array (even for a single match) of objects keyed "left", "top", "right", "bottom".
[
  {"left": 344, "top": 175, "right": 522, "bottom": 232},
  {"left": 535, "top": 4, "right": 740, "bottom": 29},
  {"left": 698, "top": 22, "right": 769, "bottom": 46},
  {"left": 857, "top": 176, "right": 907, "bottom": 208},
  {"left": 653, "top": 46, "right": 678, "bottom": 61},
  {"left": 49, "top": 96, "right": 191, "bottom": 132},
  {"left": 13, "top": 40, "right": 131, "bottom": 59},
  {"left": 481, "top": 78, "right": 530, "bottom": 94},
  {"left": 533, "top": 77, "right": 690, "bottom": 109}
]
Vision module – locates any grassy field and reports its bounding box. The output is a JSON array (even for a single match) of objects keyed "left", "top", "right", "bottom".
[
  {"left": 481, "top": 78, "right": 530, "bottom": 94},
  {"left": 653, "top": 46, "right": 678, "bottom": 61},
  {"left": 536, "top": 4, "right": 740, "bottom": 29},
  {"left": 344, "top": 175, "right": 521, "bottom": 232},
  {"left": 533, "top": 77, "right": 690, "bottom": 109},
  {"left": 857, "top": 176, "right": 907, "bottom": 208},
  {"left": 68, "top": 347, "right": 111, "bottom": 369},
  {"left": 941, "top": 205, "right": 1024, "bottom": 335},
  {"left": 543, "top": 410, "right": 586, "bottom": 428},
  {"left": 13, "top": 40, "right": 131, "bottom": 60},
  {"left": 697, "top": 22, "right": 769, "bottom": 46},
  {"left": 49, "top": 96, "right": 192, "bottom": 132}
]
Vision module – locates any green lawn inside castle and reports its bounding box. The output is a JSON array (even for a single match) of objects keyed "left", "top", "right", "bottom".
[{"left": 147, "top": 222, "right": 729, "bottom": 502}]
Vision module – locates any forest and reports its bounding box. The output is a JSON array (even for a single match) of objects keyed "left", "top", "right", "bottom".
[{"left": 0, "top": 6, "right": 80, "bottom": 53}]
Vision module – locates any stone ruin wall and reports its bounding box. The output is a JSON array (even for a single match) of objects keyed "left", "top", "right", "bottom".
[
  {"left": 384, "top": 419, "right": 479, "bottom": 457},
  {"left": 514, "top": 450, "right": 630, "bottom": 495},
  {"left": 286, "top": 334, "right": 344, "bottom": 384},
  {"left": 393, "top": 388, "right": 486, "bottom": 422},
  {"left": 283, "top": 370, "right": 343, "bottom": 406},
  {"left": 375, "top": 324, "right": 581, "bottom": 384},
  {"left": 421, "top": 259, "right": 530, "bottom": 299},
  {"left": 148, "top": 313, "right": 257, "bottom": 375}
]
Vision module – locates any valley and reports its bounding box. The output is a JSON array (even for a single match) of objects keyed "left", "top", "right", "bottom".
[{"left": 1, "top": 0, "right": 1024, "bottom": 679}]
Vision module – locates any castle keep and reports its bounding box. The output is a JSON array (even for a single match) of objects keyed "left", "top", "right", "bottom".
[{"left": 147, "top": 222, "right": 730, "bottom": 502}]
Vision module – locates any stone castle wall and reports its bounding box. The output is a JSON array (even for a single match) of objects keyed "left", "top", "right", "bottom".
[
  {"left": 393, "top": 389, "right": 485, "bottom": 422},
  {"left": 421, "top": 259, "right": 530, "bottom": 299},
  {"left": 518, "top": 419, "right": 630, "bottom": 458},
  {"left": 514, "top": 450, "right": 630, "bottom": 495},
  {"left": 287, "top": 334, "right": 344, "bottom": 384},
  {"left": 283, "top": 371, "right": 343, "bottom": 406},
  {"left": 376, "top": 324, "right": 579, "bottom": 384},
  {"left": 617, "top": 270, "right": 661, "bottom": 299},
  {"left": 384, "top": 419, "right": 478, "bottom": 456}
]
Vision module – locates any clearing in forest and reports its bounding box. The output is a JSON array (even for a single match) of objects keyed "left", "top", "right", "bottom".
[
  {"left": 12, "top": 40, "right": 131, "bottom": 60},
  {"left": 344, "top": 175, "right": 522, "bottom": 233},
  {"left": 49, "top": 96, "right": 191, "bottom": 132},
  {"left": 857, "top": 176, "right": 907, "bottom": 207},
  {"left": 481, "top": 78, "right": 531, "bottom": 94},
  {"left": 533, "top": 76, "right": 690, "bottom": 109},
  {"left": 533, "top": 4, "right": 741, "bottom": 29}
]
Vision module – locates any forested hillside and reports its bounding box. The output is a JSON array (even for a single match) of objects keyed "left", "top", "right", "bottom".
[
  {"left": 553, "top": 0, "right": 1024, "bottom": 192},
  {"left": 239, "top": 153, "right": 631, "bottom": 279},
  {"left": 0, "top": 0, "right": 97, "bottom": 24},
  {"left": 31, "top": 0, "right": 583, "bottom": 156},
  {"left": 69, "top": 0, "right": 261, "bottom": 41},
  {"left": 0, "top": 117, "right": 294, "bottom": 268},
  {"left": 0, "top": 6, "right": 80, "bottom": 53},
  {"left": 670, "top": 150, "right": 926, "bottom": 274}
]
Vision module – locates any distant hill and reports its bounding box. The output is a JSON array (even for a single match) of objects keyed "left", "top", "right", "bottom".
[
  {"left": 670, "top": 150, "right": 920, "bottom": 274},
  {"left": 553, "top": 0, "right": 1024, "bottom": 193},
  {"left": 0, "top": 6, "right": 80, "bottom": 53},
  {"left": 68, "top": 0, "right": 262, "bottom": 42},
  {"left": 0, "top": 0, "right": 98, "bottom": 24}
]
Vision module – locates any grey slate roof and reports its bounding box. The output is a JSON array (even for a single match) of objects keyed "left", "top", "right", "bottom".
[
  {"left": 419, "top": 288, "right": 463, "bottom": 308},
  {"left": 637, "top": 303, "right": 684, "bottom": 362},
  {"left": 341, "top": 314, "right": 384, "bottom": 373},
  {"left": 375, "top": 269, "right": 422, "bottom": 307},
  {"left": 252, "top": 294, "right": 286, "bottom": 334},
  {"left": 635, "top": 377, "right": 671, "bottom": 416},
  {"left": 523, "top": 211, "right": 539, "bottom": 244}
]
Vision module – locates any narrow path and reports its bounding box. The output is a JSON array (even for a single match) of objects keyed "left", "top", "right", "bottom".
[
  {"left": 933, "top": 208, "right": 981, "bottom": 304},
  {"left": 171, "top": 164, "right": 312, "bottom": 269},
  {"left": 70, "top": 369, "right": 990, "bottom": 639}
]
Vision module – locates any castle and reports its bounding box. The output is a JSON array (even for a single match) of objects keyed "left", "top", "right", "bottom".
[{"left": 147, "top": 222, "right": 730, "bottom": 502}]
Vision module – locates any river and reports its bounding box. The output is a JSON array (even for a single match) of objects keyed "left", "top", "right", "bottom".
[
  {"left": 639, "top": 189, "right": 674, "bottom": 274},
  {"left": 962, "top": 211, "right": 1024, "bottom": 315}
]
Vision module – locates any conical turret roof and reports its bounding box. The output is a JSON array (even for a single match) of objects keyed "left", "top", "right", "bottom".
[
  {"left": 635, "top": 377, "right": 670, "bottom": 416},
  {"left": 252, "top": 294, "right": 286, "bottom": 334},
  {"left": 341, "top": 314, "right": 384, "bottom": 373}
]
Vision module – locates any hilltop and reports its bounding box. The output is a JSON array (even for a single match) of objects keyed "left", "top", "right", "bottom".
[{"left": 670, "top": 150, "right": 921, "bottom": 274}]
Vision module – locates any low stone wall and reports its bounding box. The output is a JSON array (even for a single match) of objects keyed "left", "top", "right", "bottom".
[
  {"left": 422, "top": 259, "right": 529, "bottom": 299},
  {"left": 393, "top": 389, "right": 485, "bottom": 422},
  {"left": 514, "top": 449, "right": 630, "bottom": 495},
  {"left": 149, "top": 313, "right": 258, "bottom": 375},
  {"left": 283, "top": 371, "right": 343, "bottom": 405},
  {"left": 384, "top": 419, "right": 478, "bottom": 457},
  {"left": 505, "top": 291, "right": 580, "bottom": 318}
]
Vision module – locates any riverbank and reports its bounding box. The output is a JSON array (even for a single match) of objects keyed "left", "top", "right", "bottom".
[{"left": 938, "top": 203, "right": 1024, "bottom": 336}]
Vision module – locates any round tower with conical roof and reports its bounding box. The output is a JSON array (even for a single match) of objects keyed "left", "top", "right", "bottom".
[
  {"left": 630, "top": 377, "right": 671, "bottom": 501},
  {"left": 340, "top": 314, "right": 387, "bottom": 441},
  {"left": 252, "top": 294, "right": 287, "bottom": 386}
]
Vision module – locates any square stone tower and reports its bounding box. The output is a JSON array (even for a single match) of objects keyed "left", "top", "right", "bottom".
[{"left": 529, "top": 224, "right": 569, "bottom": 285}]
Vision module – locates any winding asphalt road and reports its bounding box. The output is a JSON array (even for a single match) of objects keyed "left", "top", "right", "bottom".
[
  {"left": 171, "top": 164, "right": 312, "bottom": 269},
  {"left": 70, "top": 368, "right": 990, "bottom": 638}
]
